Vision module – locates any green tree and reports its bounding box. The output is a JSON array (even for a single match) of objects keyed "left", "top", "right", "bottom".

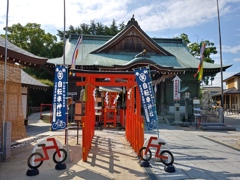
[
  {"left": 174, "top": 33, "right": 190, "bottom": 45},
  {"left": 1, "top": 22, "right": 62, "bottom": 106},
  {"left": 188, "top": 40, "right": 217, "bottom": 64},
  {"left": 175, "top": 33, "right": 217, "bottom": 85},
  {"left": 89, "top": 20, "right": 96, "bottom": 35},
  {"left": 95, "top": 22, "right": 105, "bottom": 35},
  {"left": 1, "top": 22, "right": 62, "bottom": 80},
  {"left": 118, "top": 21, "right": 126, "bottom": 31},
  {"left": 57, "top": 19, "right": 125, "bottom": 39},
  {"left": 109, "top": 19, "right": 118, "bottom": 36},
  {"left": 188, "top": 40, "right": 217, "bottom": 85},
  {"left": 80, "top": 23, "right": 91, "bottom": 35},
  {"left": 3, "top": 23, "right": 62, "bottom": 59}
]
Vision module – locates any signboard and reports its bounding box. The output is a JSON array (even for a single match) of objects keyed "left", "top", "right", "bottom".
[
  {"left": 134, "top": 67, "right": 158, "bottom": 130},
  {"left": 51, "top": 65, "right": 68, "bottom": 131},
  {"left": 172, "top": 75, "right": 181, "bottom": 101},
  {"left": 193, "top": 99, "right": 200, "bottom": 104}
]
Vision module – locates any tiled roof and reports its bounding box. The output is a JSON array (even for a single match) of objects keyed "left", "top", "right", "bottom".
[
  {"left": 155, "top": 38, "right": 231, "bottom": 69},
  {"left": 91, "top": 18, "right": 173, "bottom": 56},
  {"left": 202, "top": 86, "right": 221, "bottom": 92},
  {"left": 212, "top": 87, "right": 240, "bottom": 96},
  {"left": 47, "top": 34, "right": 231, "bottom": 71},
  {"left": 223, "top": 72, "right": 240, "bottom": 82},
  {"left": 21, "top": 70, "right": 49, "bottom": 90},
  {"left": 47, "top": 18, "right": 231, "bottom": 72},
  {"left": 0, "top": 36, "right": 47, "bottom": 65}
]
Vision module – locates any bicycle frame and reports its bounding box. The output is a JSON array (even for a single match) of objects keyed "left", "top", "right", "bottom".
[
  {"left": 139, "top": 136, "right": 174, "bottom": 166},
  {"left": 34, "top": 138, "right": 61, "bottom": 162},
  {"left": 144, "top": 136, "right": 168, "bottom": 160},
  {"left": 29, "top": 137, "right": 64, "bottom": 167}
]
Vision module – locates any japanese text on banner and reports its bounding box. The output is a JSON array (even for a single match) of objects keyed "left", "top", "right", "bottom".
[
  {"left": 134, "top": 67, "right": 158, "bottom": 130},
  {"left": 52, "top": 65, "right": 68, "bottom": 131}
]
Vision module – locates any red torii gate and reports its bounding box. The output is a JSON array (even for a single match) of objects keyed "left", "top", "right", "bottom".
[{"left": 74, "top": 70, "right": 144, "bottom": 162}]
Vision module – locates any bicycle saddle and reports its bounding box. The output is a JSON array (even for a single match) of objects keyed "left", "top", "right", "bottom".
[{"left": 158, "top": 142, "right": 165, "bottom": 145}]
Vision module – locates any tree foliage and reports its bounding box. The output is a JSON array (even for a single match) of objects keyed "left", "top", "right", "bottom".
[
  {"left": 174, "top": 33, "right": 190, "bottom": 45},
  {"left": 188, "top": 40, "right": 217, "bottom": 64},
  {"left": 1, "top": 22, "right": 63, "bottom": 80},
  {"left": 57, "top": 19, "right": 126, "bottom": 40},
  {"left": 2, "top": 21, "right": 218, "bottom": 104},
  {"left": 1, "top": 20, "right": 126, "bottom": 106},
  {"left": 175, "top": 33, "right": 218, "bottom": 85},
  {"left": 1, "top": 23, "right": 63, "bottom": 106},
  {"left": 2, "top": 23, "right": 63, "bottom": 59}
]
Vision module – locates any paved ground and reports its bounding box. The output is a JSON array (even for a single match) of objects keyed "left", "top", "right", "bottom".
[{"left": 0, "top": 112, "right": 240, "bottom": 180}]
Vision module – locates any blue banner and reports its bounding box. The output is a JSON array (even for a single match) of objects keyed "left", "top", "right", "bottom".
[
  {"left": 51, "top": 65, "right": 68, "bottom": 131},
  {"left": 134, "top": 67, "right": 158, "bottom": 130}
]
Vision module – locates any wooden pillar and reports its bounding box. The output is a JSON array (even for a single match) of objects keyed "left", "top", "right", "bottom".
[
  {"left": 75, "top": 72, "right": 139, "bottom": 162},
  {"left": 125, "top": 86, "right": 130, "bottom": 141},
  {"left": 160, "top": 82, "right": 165, "bottom": 115},
  {"left": 114, "top": 107, "right": 117, "bottom": 127},
  {"left": 230, "top": 94, "right": 232, "bottom": 112},
  {"left": 135, "top": 85, "right": 143, "bottom": 154},
  {"left": 131, "top": 87, "right": 136, "bottom": 152},
  {"left": 82, "top": 115, "right": 87, "bottom": 161},
  {"left": 89, "top": 76, "right": 95, "bottom": 140},
  {"left": 82, "top": 76, "right": 95, "bottom": 162}
]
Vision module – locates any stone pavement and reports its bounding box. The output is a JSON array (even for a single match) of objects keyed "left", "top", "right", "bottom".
[
  {"left": 147, "top": 124, "right": 240, "bottom": 180},
  {"left": 4, "top": 129, "right": 148, "bottom": 180},
  {"left": 0, "top": 112, "right": 240, "bottom": 180}
]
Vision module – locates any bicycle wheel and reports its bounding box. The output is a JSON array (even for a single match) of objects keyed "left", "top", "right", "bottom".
[
  {"left": 139, "top": 147, "right": 152, "bottom": 162},
  {"left": 160, "top": 150, "right": 174, "bottom": 166},
  {"left": 147, "top": 120, "right": 156, "bottom": 130},
  {"left": 60, "top": 122, "right": 66, "bottom": 129},
  {"left": 53, "top": 149, "right": 67, "bottom": 164},
  {"left": 52, "top": 123, "right": 58, "bottom": 130},
  {"left": 27, "top": 152, "right": 44, "bottom": 169},
  {"left": 147, "top": 123, "right": 153, "bottom": 130}
]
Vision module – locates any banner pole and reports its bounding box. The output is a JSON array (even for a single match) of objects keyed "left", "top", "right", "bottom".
[
  {"left": 216, "top": 0, "right": 224, "bottom": 123},
  {"left": 1, "top": 0, "right": 10, "bottom": 161}
]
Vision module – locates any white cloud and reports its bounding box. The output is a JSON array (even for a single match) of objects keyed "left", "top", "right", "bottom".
[
  {"left": 1, "top": 0, "right": 239, "bottom": 89},
  {"left": 211, "top": 70, "right": 238, "bottom": 88},
  {"left": 210, "top": 48, "right": 232, "bottom": 65},
  {"left": 133, "top": 0, "right": 233, "bottom": 32},
  {"left": 222, "top": 45, "right": 240, "bottom": 53},
  {"left": 233, "top": 58, "right": 240, "bottom": 62},
  {"left": 0, "top": 0, "right": 238, "bottom": 35},
  {"left": 0, "top": 0, "right": 131, "bottom": 34}
]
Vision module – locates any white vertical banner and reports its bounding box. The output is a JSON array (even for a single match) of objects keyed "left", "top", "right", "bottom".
[{"left": 172, "top": 75, "right": 181, "bottom": 101}]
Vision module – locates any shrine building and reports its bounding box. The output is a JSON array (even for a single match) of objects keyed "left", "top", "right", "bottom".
[{"left": 46, "top": 17, "right": 231, "bottom": 116}]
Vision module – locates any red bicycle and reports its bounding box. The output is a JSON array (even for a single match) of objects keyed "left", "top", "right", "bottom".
[
  {"left": 27, "top": 137, "right": 67, "bottom": 169},
  {"left": 139, "top": 136, "right": 174, "bottom": 166}
]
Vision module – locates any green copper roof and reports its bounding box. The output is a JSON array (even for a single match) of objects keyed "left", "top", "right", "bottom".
[
  {"left": 47, "top": 35, "right": 182, "bottom": 68},
  {"left": 47, "top": 35, "right": 110, "bottom": 65},
  {"left": 119, "top": 55, "right": 181, "bottom": 67},
  {"left": 47, "top": 35, "right": 231, "bottom": 71},
  {"left": 154, "top": 38, "right": 231, "bottom": 69}
]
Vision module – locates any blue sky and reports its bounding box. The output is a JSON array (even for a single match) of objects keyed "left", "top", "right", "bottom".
[{"left": 0, "top": 0, "right": 240, "bottom": 87}]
